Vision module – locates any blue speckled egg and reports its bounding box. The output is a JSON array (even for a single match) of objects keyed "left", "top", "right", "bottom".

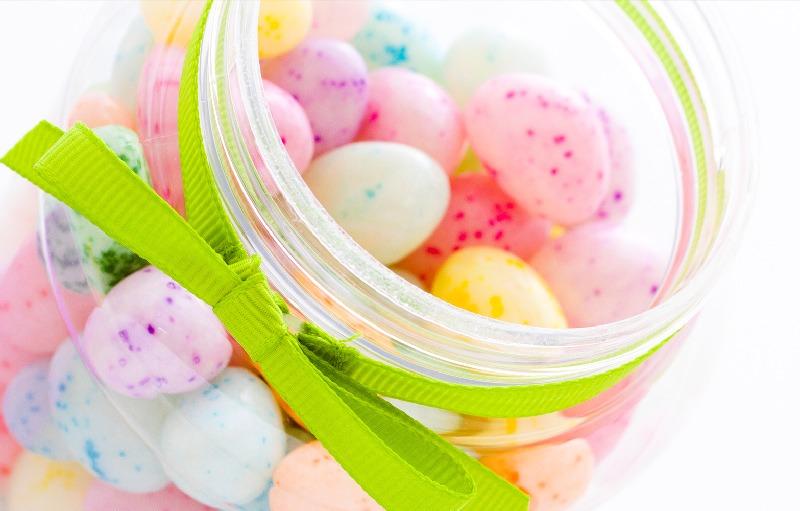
[
  {"left": 352, "top": 5, "right": 442, "bottom": 79},
  {"left": 48, "top": 341, "right": 170, "bottom": 493},
  {"left": 161, "top": 367, "right": 286, "bottom": 507},
  {"left": 3, "top": 359, "right": 72, "bottom": 460}
]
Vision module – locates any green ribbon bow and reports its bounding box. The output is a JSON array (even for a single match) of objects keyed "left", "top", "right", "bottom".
[{"left": 0, "top": 2, "right": 674, "bottom": 509}]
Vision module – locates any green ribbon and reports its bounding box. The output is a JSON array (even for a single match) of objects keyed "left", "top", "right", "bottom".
[{"left": 0, "top": 1, "right": 674, "bottom": 509}]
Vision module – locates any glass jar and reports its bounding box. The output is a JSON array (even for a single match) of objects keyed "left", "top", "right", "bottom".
[{"left": 1, "top": 1, "right": 754, "bottom": 510}]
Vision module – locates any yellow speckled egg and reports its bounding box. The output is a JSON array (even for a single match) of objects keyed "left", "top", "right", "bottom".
[
  {"left": 431, "top": 246, "right": 567, "bottom": 328},
  {"left": 7, "top": 452, "right": 92, "bottom": 511},
  {"left": 258, "top": 0, "right": 313, "bottom": 59},
  {"left": 140, "top": 0, "right": 204, "bottom": 47}
]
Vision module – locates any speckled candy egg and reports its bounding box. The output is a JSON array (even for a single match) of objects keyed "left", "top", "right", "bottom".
[
  {"left": 80, "top": 266, "right": 231, "bottom": 398},
  {"left": 357, "top": 67, "right": 465, "bottom": 174},
  {"left": 49, "top": 341, "right": 170, "bottom": 492},
  {"left": 3, "top": 360, "right": 71, "bottom": 460},
  {"left": 40, "top": 199, "right": 89, "bottom": 294},
  {"left": 465, "top": 74, "right": 611, "bottom": 225},
  {"left": 67, "top": 91, "right": 135, "bottom": 130},
  {"left": 258, "top": 0, "right": 313, "bottom": 59},
  {"left": 304, "top": 142, "right": 449, "bottom": 264},
  {"left": 160, "top": 367, "right": 286, "bottom": 507},
  {"left": 530, "top": 226, "right": 665, "bottom": 327},
  {"left": 262, "top": 39, "right": 369, "bottom": 155},
  {"left": 431, "top": 247, "right": 566, "bottom": 328},
  {"left": 260, "top": 80, "right": 314, "bottom": 173},
  {"left": 270, "top": 441, "right": 381, "bottom": 511},
  {"left": 398, "top": 173, "right": 551, "bottom": 285},
  {"left": 352, "top": 5, "right": 442, "bottom": 79},
  {"left": 137, "top": 45, "right": 185, "bottom": 212},
  {"left": 481, "top": 440, "right": 594, "bottom": 511},
  {"left": 67, "top": 125, "right": 151, "bottom": 293},
  {"left": 309, "top": 0, "right": 370, "bottom": 40},
  {"left": 592, "top": 104, "right": 635, "bottom": 223},
  {"left": 7, "top": 452, "right": 91, "bottom": 511},
  {"left": 84, "top": 481, "right": 215, "bottom": 511},
  {"left": 0, "top": 237, "right": 95, "bottom": 355},
  {"left": 110, "top": 16, "right": 154, "bottom": 112}
]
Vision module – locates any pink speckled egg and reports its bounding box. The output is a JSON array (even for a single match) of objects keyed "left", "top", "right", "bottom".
[
  {"left": 137, "top": 45, "right": 185, "bottom": 213},
  {"left": 593, "top": 104, "right": 635, "bottom": 223},
  {"left": 260, "top": 80, "right": 314, "bottom": 173},
  {"left": 84, "top": 481, "right": 214, "bottom": 511},
  {"left": 397, "top": 173, "right": 550, "bottom": 285},
  {"left": 80, "top": 266, "right": 231, "bottom": 398},
  {"left": 270, "top": 441, "right": 381, "bottom": 511},
  {"left": 67, "top": 91, "right": 135, "bottom": 130},
  {"left": 465, "top": 74, "right": 611, "bottom": 225},
  {"left": 308, "top": 0, "right": 370, "bottom": 40},
  {"left": 481, "top": 440, "right": 594, "bottom": 511},
  {"left": 357, "top": 67, "right": 465, "bottom": 174},
  {"left": 530, "top": 226, "right": 666, "bottom": 327},
  {"left": 262, "top": 39, "right": 369, "bottom": 156},
  {"left": 0, "top": 237, "right": 95, "bottom": 356}
]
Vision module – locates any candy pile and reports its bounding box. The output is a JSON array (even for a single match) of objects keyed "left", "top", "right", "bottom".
[{"left": 0, "top": 1, "right": 670, "bottom": 510}]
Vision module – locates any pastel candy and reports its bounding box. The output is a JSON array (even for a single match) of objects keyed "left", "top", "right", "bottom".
[
  {"left": 230, "top": 490, "right": 270, "bottom": 511},
  {"left": 160, "top": 368, "right": 286, "bottom": 507},
  {"left": 0, "top": 416, "right": 22, "bottom": 485},
  {"left": 481, "top": 440, "right": 594, "bottom": 511},
  {"left": 443, "top": 28, "right": 546, "bottom": 106},
  {"left": 84, "top": 481, "right": 215, "bottom": 511},
  {"left": 530, "top": 226, "right": 665, "bottom": 327},
  {"left": 67, "top": 125, "right": 151, "bottom": 293},
  {"left": 304, "top": 142, "right": 449, "bottom": 264},
  {"left": 0, "top": 236, "right": 95, "bottom": 355},
  {"left": 7, "top": 452, "right": 91, "bottom": 511},
  {"left": 431, "top": 247, "right": 567, "bottom": 328},
  {"left": 3, "top": 360, "right": 71, "bottom": 460},
  {"left": 49, "top": 341, "right": 171, "bottom": 492},
  {"left": 80, "top": 266, "right": 231, "bottom": 398},
  {"left": 352, "top": 5, "right": 442, "bottom": 79},
  {"left": 357, "top": 67, "right": 465, "bottom": 174},
  {"left": 263, "top": 39, "right": 369, "bottom": 155},
  {"left": 398, "top": 173, "right": 551, "bottom": 285},
  {"left": 140, "top": 0, "right": 204, "bottom": 47},
  {"left": 592, "top": 104, "right": 635, "bottom": 223},
  {"left": 257, "top": 0, "right": 313, "bottom": 59},
  {"left": 270, "top": 441, "right": 381, "bottom": 511},
  {"left": 40, "top": 199, "right": 89, "bottom": 294},
  {"left": 67, "top": 91, "right": 135, "bottom": 130},
  {"left": 465, "top": 74, "right": 611, "bottom": 225},
  {"left": 308, "top": 0, "right": 371, "bottom": 40},
  {"left": 137, "top": 45, "right": 186, "bottom": 212},
  {"left": 260, "top": 80, "right": 314, "bottom": 173},
  {"left": 0, "top": 340, "right": 40, "bottom": 397},
  {"left": 110, "top": 16, "right": 154, "bottom": 112}
]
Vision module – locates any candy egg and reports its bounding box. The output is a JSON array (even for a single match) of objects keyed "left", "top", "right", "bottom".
[
  {"left": 67, "top": 91, "right": 135, "bottom": 130},
  {"left": 0, "top": 416, "right": 22, "bottom": 485},
  {"left": 481, "top": 440, "right": 594, "bottom": 511},
  {"left": 530, "top": 226, "right": 665, "bottom": 327},
  {"left": 49, "top": 341, "right": 170, "bottom": 492},
  {"left": 140, "top": 0, "right": 204, "bottom": 47},
  {"left": 443, "top": 27, "right": 546, "bottom": 106},
  {"left": 110, "top": 16, "right": 154, "bottom": 112},
  {"left": 309, "top": 0, "right": 371, "bottom": 40},
  {"left": 465, "top": 73, "right": 611, "bottom": 225},
  {"left": 80, "top": 266, "right": 231, "bottom": 398},
  {"left": 263, "top": 39, "right": 370, "bottom": 155},
  {"left": 593, "top": 104, "right": 635, "bottom": 223},
  {"left": 84, "top": 481, "right": 215, "bottom": 511},
  {"left": 0, "top": 340, "right": 41, "bottom": 397},
  {"left": 357, "top": 67, "right": 465, "bottom": 174},
  {"left": 0, "top": 236, "right": 95, "bottom": 356},
  {"left": 397, "top": 173, "right": 551, "bottom": 285},
  {"left": 160, "top": 368, "right": 286, "bottom": 507},
  {"left": 258, "top": 0, "right": 313, "bottom": 59},
  {"left": 234, "top": 490, "right": 270, "bottom": 511},
  {"left": 431, "top": 247, "right": 567, "bottom": 328},
  {"left": 67, "top": 125, "right": 151, "bottom": 293},
  {"left": 270, "top": 441, "right": 381, "bottom": 511},
  {"left": 304, "top": 142, "right": 449, "bottom": 264},
  {"left": 7, "top": 452, "right": 91, "bottom": 511},
  {"left": 40, "top": 199, "right": 89, "bottom": 294},
  {"left": 3, "top": 360, "right": 71, "bottom": 460},
  {"left": 137, "top": 45, "right": 185, "bottom": 212},
  {"left": 260, "top": 80, "right": 314, "bottom": 173},
  {"left": 352, "top": 5, "right": 442, "bottom": 79}
]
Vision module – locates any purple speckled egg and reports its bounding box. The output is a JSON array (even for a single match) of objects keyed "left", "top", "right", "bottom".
[
  {"left": 465, "top": 73, "right": 611, "bottom": 225},
  {"left": 262, "top": 38, "right": 369, "bottom": 156},
  {"left": 530, "top": 226, "right": 666, "bottom": 327},
  {"left": 80, "top": 266, "right": 231, "bottom": 398}
]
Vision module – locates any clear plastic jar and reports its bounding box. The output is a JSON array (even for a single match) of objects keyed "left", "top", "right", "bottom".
[{"left": 1, "top": 1, "right": 754, "bottom": 510}]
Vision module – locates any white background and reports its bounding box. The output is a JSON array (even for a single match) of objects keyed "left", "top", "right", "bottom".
[{"left": 0, "top": 2, "right": 798, "bottom": 510}]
